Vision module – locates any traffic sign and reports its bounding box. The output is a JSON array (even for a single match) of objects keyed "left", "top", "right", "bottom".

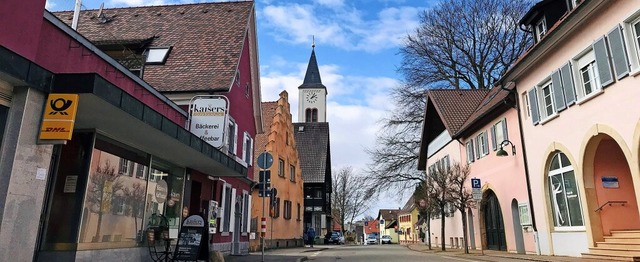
[
  {"left": 473, "top": 191, "right": 482, "bottom": 201},
  {"left": 471, "top": 178, "right": 481, "bottom": 189},
  {"left": 380, "top": 219, "right": 385, "bottom": 225},
  {"left": 257, "top": 152, "right": 273, "bottom": 169}
]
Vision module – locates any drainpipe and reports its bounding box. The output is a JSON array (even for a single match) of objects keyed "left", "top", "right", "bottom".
[{"left": 501, "top": 82, "right": 540, "bottom": 255}]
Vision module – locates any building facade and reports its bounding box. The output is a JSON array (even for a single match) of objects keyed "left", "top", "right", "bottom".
[{"left": 250, "top": 91, "right": 304, "bottom": 251}]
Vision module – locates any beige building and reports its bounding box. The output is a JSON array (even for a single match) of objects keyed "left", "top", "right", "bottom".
[{"left": 250, "top": 91, "right": 304, "bottom": 251}]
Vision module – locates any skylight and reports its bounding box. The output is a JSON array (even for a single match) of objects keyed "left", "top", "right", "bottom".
[{"left": 145, "top": 47, "right": 171, "bottom": 64}]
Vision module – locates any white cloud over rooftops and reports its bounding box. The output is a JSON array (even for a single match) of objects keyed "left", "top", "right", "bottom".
[{"left": 258, "top": 2, "right": 422, "bottom": 53}]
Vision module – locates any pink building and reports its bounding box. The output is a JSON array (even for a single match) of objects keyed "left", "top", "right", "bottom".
[
  {"left": 506, "top": 0, "right": 640, "bottom": 259},
  {"left": 421, "top": 0, "right": 640, "bottom": 260}
]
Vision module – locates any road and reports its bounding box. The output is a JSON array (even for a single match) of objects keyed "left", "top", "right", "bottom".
[{"left": 305, "top": 244, "right": 472, "bottom": 262}]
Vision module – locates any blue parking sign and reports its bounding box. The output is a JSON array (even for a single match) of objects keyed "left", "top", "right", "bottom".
[{"left": 471, "top": 178, "right": 481, "bottom": 189}]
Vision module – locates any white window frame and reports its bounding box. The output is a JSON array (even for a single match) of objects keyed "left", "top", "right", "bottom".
[
  {"left": 466, "top": 141, "right": 475, "bottom": 163},
  {"left": 623, "top": 12, "right": 640, "bottom": 75},
  {"left": 522, "top": 92, "right": 531, "bottom": 119},
  {"left": 220, "top": 183, "right": 233, "bottom": 233},
  {"left": 242, "top": 132, "right": 253, "bottom": 166},
  {"left": 493, "top": 119, "right": 507, "bottom": 150},
  {"left": 476, "top": 132, "right": 489, "bottom": 158},
  {"left": 537, "top": 79, "right": 557, "bottom": 121},
  {"left": 289, "top": 164, "right": 295, "bottom": 182},
  {"left": 227, "top": 118, "right": 238, "bottom": 155},
  {"left": 535, "top": 18, "right": 547, "bottom": 41},
  {"left": 242, "top": 190, "right": 251, "bottom": 234},
  {"left": 572, "top": 48, "right": 603, "bottom": 102},
  {"left": 548, "top": 153, "right": 585, "bottom": 231}
]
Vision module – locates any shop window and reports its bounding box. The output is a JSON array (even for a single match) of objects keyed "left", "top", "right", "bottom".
[
  {"left": 547, "top": 152, "right": 584, "bottom": 228},
  {"left": 143, "top": 158, "right": 185, "bottom": 239},
  {"left": 78, "top": 138, "right": 152, "bottom": 249}
]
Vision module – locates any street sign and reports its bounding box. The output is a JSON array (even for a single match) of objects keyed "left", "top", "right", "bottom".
[
  {"left": 257, "top": 152, "right": 273, "bottom": 169},
  {"left": 364, "top": 221, "right": 369, "bottom": 226},
  {"left": 471, "top": 178, "right": 481, "bottom": 189},
  {"left": 472, "top": 189, "right": 482, "bottom": 201},
  {"left": 258, "top": 183, "right": 271, "bottom": 197},
  {"left": 380, "top": 219, "right": 385, "bottom": 225}
]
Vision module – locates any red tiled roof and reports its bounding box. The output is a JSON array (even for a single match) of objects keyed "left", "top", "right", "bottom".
[
  {"left": 456, "top": 85, "right": 514, "bottom": 137},
  {"left": 53, "top": 1, "right": 254, "bottom": 92},
  {"left": 427, "top": 89, "right": 489, "bottom": 135}
]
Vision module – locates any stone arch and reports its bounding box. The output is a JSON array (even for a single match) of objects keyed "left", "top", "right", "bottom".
[{"left": 580, "top": 124, "right": 640, "bottom": 244}]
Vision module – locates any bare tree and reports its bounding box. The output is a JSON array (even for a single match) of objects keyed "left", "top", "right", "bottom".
[
  {"left": 85, "top": 160, "right": 123, "bottom": 242},
  {"left": 425, "top": 159, "right": 453, "bottom": 251},
  {"left": 449, "top": 162, "right": 475, "bottom": 254},
  {"left": 413, "top": 181, "right": 438, "bottom": 250},
  {"left": 366, "top": 0, "right": 531, "bottom": 194},
  {"left": 331, "top": 167, "right": 371, "bottom": 233}
]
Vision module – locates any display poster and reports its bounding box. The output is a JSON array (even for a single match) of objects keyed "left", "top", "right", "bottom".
[
  {"left": 63, "top": 175, "right": 78, "bottom": 193},
  {"left": 173, "top": 215, "right": 209, "bottom": 261}
]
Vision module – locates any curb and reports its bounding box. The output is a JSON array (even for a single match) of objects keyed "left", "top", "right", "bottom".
[
  {"left": 301, "top": 248, "right": 328, "bottom": 253},
  {"left": 406, "top": 245, "right": 561, "bottom": 262}
]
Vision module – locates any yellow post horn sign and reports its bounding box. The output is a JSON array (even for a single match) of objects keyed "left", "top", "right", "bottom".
[{"left": 39, "top": 94, "right": 79, "bottom": 140}]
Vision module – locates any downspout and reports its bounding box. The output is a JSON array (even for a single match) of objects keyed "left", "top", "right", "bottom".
[{"left": 501, "top": 82, "right": 540, "bottom": 255}]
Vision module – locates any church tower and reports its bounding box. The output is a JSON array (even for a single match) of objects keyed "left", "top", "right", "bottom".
[{"left": 298, "top": 44, "right": 327, "bottom": 122}]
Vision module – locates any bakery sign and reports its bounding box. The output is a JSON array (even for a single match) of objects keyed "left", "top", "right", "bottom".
[{"left": 189, "top": 96, "right": 229, "bottom": 148}]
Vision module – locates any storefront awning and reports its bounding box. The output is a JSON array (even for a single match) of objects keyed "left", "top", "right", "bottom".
[{"left": 52, "top": 73, "right": 247, "bottom": 177}]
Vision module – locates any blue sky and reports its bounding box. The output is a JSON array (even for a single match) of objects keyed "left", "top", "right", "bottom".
[{"left": 46, "top": 0, "right": 431, "bottom": 217}]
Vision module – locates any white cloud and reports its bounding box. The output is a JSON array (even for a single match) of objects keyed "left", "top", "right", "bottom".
[
  {"left": 258, "top": 2, "right": 423, "bottom": 53},
  {"left": 45, "top": 0, "right": 56, "bottom": 10}
]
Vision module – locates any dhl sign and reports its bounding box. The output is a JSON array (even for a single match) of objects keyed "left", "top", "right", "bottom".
[{"left": 39, "top": 94, "right": 79, "bottom": 140}]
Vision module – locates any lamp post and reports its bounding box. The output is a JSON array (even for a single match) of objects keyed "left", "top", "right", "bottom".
[{"left": 496, "top": 140, "right": 516, "bottom": 157}]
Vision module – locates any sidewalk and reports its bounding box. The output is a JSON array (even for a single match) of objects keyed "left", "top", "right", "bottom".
[{"left": 407, "top": 244, "right": 602, "bottom": 262}]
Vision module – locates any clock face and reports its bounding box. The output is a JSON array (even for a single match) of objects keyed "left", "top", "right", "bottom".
[{"left": 305, "top": 91, "right": 319, "bottom": 103}]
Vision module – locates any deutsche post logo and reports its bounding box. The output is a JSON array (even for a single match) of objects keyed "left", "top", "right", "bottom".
[{"left": 40, "top": 94, "right": 79, "bottom": 140}]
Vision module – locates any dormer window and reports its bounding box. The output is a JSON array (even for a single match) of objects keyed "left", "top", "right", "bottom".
[
  {"left": 145, "top": 47, "right": 171, "bottom": 64},
  {"left": 535, "top": 18, "right": 547, "bottom": 41}
]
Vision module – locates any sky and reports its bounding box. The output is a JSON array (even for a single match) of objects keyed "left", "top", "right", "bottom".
[{"left": 46, "top": 0, "right": 433, "bottom": 219}]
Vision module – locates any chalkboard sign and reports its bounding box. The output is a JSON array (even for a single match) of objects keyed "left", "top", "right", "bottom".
[{"left": 173, "top": 215, "right": 209, "bottom": 261}]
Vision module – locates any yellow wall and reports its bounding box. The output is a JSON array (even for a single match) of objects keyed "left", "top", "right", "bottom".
[{"left": 250, "top": 91, "right": 304, "bottom": 250}]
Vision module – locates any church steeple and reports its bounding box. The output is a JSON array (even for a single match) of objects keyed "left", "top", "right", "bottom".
[
  {"left": 300, "top": 45, "right": 326, "bottom": 89},
  {"left": 298, "top": 42, "right": 327, "bottom": 123}
]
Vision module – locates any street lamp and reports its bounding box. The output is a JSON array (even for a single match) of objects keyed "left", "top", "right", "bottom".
[{"left": 496, "top": 140, "right": 516, "bottom": 157}]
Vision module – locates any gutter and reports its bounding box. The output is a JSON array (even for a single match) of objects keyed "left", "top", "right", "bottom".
[{"left": 501, "top": 82, "right": 540, "bottom": 255}]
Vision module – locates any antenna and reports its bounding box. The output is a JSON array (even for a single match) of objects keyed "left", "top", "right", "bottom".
[
  {"left": 71, "top": 0, "right": 82, "bottom": 30},
  {"left": 97, "top": 3, "right": 104, "bottom": 18}
]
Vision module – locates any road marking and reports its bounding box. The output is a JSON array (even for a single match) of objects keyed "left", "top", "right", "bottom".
[{"left": 309, "top": 251, "right": 321, "bottom": 257}]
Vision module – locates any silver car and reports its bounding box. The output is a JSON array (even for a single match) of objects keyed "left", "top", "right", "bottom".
[
  {"left": 381, "top": 235, "right": 392, "bottom": 244},
  {"left": 366, "top": 235, "right": 377, "bottom": 245}
]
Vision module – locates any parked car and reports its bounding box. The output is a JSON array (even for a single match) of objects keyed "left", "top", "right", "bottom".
[
  {"left": 329, "top": 231, "right": 345, "bottom": 244},
  {"left": 366, "top": 235, "right": 378, "bottom": 245},
  {"left": 381, "top": 235, "right": 392, "bottom": 244}
]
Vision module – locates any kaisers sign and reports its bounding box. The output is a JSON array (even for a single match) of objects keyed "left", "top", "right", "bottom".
[
  {"left": 39, "top": 94, "right": 79, "bottom": 140},
  {"left": 189, "top": 96, "right": 229, "bottom": 148}
]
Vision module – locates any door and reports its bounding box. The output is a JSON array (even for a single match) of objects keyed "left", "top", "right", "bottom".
[{"left": 484, "top": 191, "right": 506, "bottom": 251}]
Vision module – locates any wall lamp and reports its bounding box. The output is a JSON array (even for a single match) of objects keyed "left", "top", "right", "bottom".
[{"left": 496, "top": 140, "right": 516, "bottom": 157}]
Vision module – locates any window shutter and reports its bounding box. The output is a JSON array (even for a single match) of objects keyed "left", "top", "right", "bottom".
[
  {"left": 502, "top": 119, "right": 508, "bottom": 141},
  {"left": 249, "top": 137, "right": 254, "bottom": 166},
  {"left": 475, "top": 137, "right": 480, "bottom": 159},
  {"left": 246, "top": 195, "right": 252, "bottom": 233},
  {"left": 468, "top": 141, "right": 475, "bottom": 163},
  {"left": 483, "top": 133, "right": 489, "bottom": 154},
  {"left": 241, "top": 133, "right": 248, "bottom": 163},
  {"left": 490, "top": 125, "right": 497, "bottom": 151},
  {"left": 551, "top": 70, "right": 566, "bottom": 112},
  {"left": 607, "top": 25, "right": 630, "bottom": 80},
  {"left": 560, "top": 63, "right": 576, "bottom": 106},
  {"left": 219, "top": 185, "right": 227, "bottom": 232},
  {"left": 593, "top": 36, "right": 614, "bottom": 87},
  {"left": 230, "top": 188, "right": 236, "bottom": 232},
  {"left": 233, "top": 124, "right": 239, "bottom": 155},
  {"left": 528, "top": 88, "right": 540, "bottom": 125}
]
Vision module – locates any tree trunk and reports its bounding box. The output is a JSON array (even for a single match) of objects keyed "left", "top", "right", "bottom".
[
  {"left": 440, "top": 209, "right": 445, "bottom": 251},
  {"left": 461, "top": 208, "right": 469, "bottom": 254},
  {"left": 427, "top": 211, "right": 432, "bottom": 250}
]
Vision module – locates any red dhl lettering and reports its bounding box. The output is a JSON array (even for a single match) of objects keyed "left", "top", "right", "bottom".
[{"left": 42, "top": 127, "right": 69, "bottom": 132}]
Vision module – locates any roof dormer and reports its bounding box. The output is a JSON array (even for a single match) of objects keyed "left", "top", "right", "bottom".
[{"left": 519, "top": 0, "right": 574, "bottom": 43}]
